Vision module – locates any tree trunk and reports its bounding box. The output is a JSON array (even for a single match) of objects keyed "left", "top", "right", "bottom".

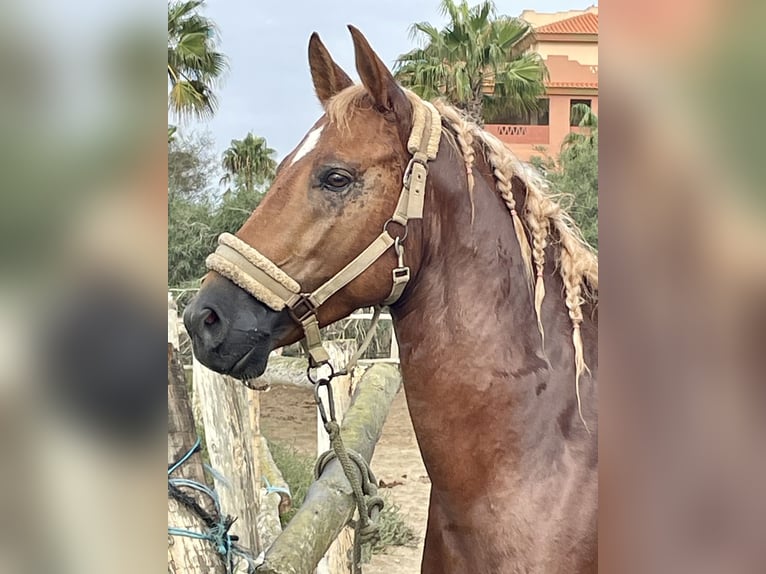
[{"left": 248, "top": 355, "right": 314, "bottom": 390}]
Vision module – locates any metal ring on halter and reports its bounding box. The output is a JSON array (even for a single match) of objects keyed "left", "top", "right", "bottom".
[
  {"left": 383, "top": 218, "right": 408, "bottom": 242},
  {"left": 306, "top": 361, "right": 335, "bottom": 385}
]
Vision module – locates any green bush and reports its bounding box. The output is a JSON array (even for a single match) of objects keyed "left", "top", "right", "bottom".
[
  {"left": 371, "top": 495, "right": 418, "bottom": 554},
  {"left": 267, "top": 441, "right": 315, "bottom": 526},
  {"left": 268, "top": 440, "right": 419, "bottom": 553},
  {"left": 530, "top": 104, "right": 598, "bottom": 250}
]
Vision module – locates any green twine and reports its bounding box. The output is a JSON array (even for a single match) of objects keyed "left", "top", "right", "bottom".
[{"left": 168, "top": 438, "right": 256, "bottom": 573}]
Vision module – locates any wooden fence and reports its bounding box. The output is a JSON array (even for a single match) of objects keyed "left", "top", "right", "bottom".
[{"left": 167, "top": 294, "right": 402, "bottom": 574}]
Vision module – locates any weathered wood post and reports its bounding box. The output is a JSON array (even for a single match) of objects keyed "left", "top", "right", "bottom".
[
  {"left": 168, "top": 295, "right": 226, "bottom": 573},
  {"left": 251, "top": 355, "right": 316, "bottom": 389},
  {"left": 169, "top": 347, "right": 225, "bottom": 573},
  {"left": 257, "top": 435, "right": 290, "bottom": 549},
  {"left": 315, "top": 341, "right": 356, "bottom": 574},
  {"left": 194, "top": 358, "right": 263, "bottom": 558},
  {"left": 169, "top": 292, "right": 181, "bottom": 349},
  {"left": 389, "top": 327, "right": 399, "bottom": 361}
]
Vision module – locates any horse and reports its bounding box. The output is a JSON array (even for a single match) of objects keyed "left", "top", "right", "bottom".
[{"left": 184, "top": 26, "right": 598, "bottom": 574}]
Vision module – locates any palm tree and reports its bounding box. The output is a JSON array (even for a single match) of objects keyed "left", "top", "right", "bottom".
[
  {"left": 168, "top": 0, "right": 227, "bottom": 120},
  {"left": 220, "top": 132, "right": 277, "bottom": 194},
  {"left": 562, "top": 103, "right": 598, "bottom": 149},
  {"left": 394, "top": 0, "right": 547, "bottom": 125}
]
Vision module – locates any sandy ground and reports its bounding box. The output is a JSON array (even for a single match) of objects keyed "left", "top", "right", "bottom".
[{"left": 259, "top": 383, "right": 429, "bottom": 574}]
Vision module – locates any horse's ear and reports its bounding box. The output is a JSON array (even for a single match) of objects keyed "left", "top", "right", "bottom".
[
  {"left": 348, "top": 25, "right": 411, "bottom": 121},
  {"left": 308, "top": 32, "right": 354, "bottom": 105}
]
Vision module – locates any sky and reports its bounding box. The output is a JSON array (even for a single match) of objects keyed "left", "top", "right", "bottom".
[{"left": 184, "top": 0, "right": 596, "bottom": 161}]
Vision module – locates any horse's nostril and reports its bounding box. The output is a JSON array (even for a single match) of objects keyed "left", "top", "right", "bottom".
[{"left": 203, "top": 308, "right": 219, "bottom": 326}]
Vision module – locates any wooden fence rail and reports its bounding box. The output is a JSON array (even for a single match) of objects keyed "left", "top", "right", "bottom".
[{"left": 255, "top": 364, "right": 402, "bottom": 574}]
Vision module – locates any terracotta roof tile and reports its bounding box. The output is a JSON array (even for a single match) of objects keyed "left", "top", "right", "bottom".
[{"left": 535, "top": 13, "right": 598, "bottom": 35}]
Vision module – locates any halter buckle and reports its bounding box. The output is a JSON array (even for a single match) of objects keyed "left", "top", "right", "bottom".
[
  {"left": 392, "top": 267, "right": 410, "bottom": 281},
  {"left": 402, "top": 156, "right": 428, "bottom": 188},
  {"left": 288, "top": 295, "right": 318, "bottom": 323}
]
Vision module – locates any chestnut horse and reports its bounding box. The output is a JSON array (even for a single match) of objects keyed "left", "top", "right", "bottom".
[{"left": 184, "top": 26, "right": 598, "bottom": 574}]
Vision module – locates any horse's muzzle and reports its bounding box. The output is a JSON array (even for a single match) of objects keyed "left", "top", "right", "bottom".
[{"left": 183, "top": 273, "right": 290, "bottom": 379}]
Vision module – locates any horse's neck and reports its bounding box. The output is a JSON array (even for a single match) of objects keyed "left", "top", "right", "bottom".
[
  {"left": 395, "top": 153, "right": 546, "bottom": 378},
  {"left": 390, "top": 148, "right": 579, "bottom": 491}
]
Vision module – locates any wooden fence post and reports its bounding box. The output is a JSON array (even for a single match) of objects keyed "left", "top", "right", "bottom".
[
  {"left": 257, "top": 435, "right": 290, "bottom": 550},
  {"left": 168, "top": 293, "right": 180, "bottom": 348},
  {"left": 169, "top": 293, "right": 225, "bottom": 573},
  {"left": 315, "top": 341, "right": 356, "bottom": 574},
  {"left": 168, "top": 341, "right": 226, "bottom": 573},
  {"left": 194, "top": 358, "right": 263, "bottom": 561},
  {"left": 389, "top": 328, "right": 399, "bottom": 361}
]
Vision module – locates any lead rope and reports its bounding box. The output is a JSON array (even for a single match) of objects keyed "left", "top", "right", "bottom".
[
  {"left": 345, "top": 305, "right": 382, "bottom": 374},
  {"left": 168, "top": 438, "right": 258, "bottom": 573},
  {"left": 308, "top": 305, "right": 384, "bottom": 573},
  {"left": 310, "top": 358, "right": 384, "bottom": 574}
]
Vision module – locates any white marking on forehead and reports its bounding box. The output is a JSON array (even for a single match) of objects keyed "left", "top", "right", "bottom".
[{"left": 290, "top": 126, "right": 324, "bottom": 165}]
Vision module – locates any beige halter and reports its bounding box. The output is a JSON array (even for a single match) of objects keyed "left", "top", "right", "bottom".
[{"left": 206, "top": 100, "right": 441, "bottom": 367}]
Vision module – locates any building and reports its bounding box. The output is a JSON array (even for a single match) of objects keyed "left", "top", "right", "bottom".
[{"left": 484, "top": 5, "right": 598, "bottom": 161}]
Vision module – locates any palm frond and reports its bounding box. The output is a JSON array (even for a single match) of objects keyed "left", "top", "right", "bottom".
[
  {"left": 394, "top": 0, "right": 545, "bottom": 120},
  {"left": 167, "top": 0, "right": 228, "bottom": 121}
]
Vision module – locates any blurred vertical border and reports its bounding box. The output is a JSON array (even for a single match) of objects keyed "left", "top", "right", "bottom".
[
  {"left": 0, "top": 0, "right": 166, "bottom": 572},
  {"left": 600, "top": 0, "right": 766, "bottom": 572},
  {"left": 1, "top": 0, "right": 764, "bottom": 571}
]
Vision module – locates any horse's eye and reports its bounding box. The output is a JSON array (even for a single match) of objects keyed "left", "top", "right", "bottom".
[{"left": 321, "top": 169, "right": 353, "bottom": 192}]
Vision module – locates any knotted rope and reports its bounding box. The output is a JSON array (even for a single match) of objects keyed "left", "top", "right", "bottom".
[
  {"left": 168, "top": 438, "right": 258, "bottom": 573},
  {"left": 315, "top": 421, "right": 384, "bottom": 544},
  {"left": 311, "top": 364, "right": 385, "bottom": 574}
]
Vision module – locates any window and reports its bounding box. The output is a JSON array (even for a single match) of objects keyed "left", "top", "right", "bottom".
[
  {"left": 487, "top": 98, "right": 549, "bottom": 125},
  {"left": 570, "top": 99, "right": 592, "bottom": 126},
  {"left": 533, "top": 98, "right": 550, "bottom": 126}
]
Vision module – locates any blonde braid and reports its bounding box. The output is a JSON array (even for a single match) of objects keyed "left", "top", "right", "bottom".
[
  {"left": 434, "top": 102, "right": 476, "bottom": 223},
  {"left": 484, "top": 146, "right": 534, "bottom": 288},
  {"left": 559, "top": 240, "right": 590, "bottom": 433},
  {"left": 456, "top": 125, "right": 476, "bottom": 224},
  {"left": 433, "top": 97, "right": 596, "bottom": 432},
  {"left": 524, "top": 193, "right": 552, "bottom": 348}
]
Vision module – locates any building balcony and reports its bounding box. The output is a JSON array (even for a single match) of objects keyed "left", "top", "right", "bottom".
[{"left": 485, "top": 124, "right": 550, "bottom": 145}]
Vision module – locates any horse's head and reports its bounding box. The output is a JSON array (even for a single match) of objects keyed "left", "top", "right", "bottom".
[{"left": 185, "top": 27, "right": 432, "bottom": 379}]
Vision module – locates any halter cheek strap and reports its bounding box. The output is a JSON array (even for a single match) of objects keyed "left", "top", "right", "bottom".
[{"left": 205, "top": 98, "right": 442, "bottom": 367}]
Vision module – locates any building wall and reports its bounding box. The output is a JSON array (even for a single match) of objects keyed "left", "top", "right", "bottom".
[
  {"left": 487, "top": 93, "right": 598, "bottom": 161},
  {"left": 535, "top": 42, "right": 598, "bottom": 66},
  {"left": 485, "top": 5, "right": 598, "bottom": 162},
  {"left": 549, "top": 94, "right": 571, "bottom": 158}
]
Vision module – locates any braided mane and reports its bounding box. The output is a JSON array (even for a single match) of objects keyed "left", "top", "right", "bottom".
[{"left": 327, "top": 85, "right": 598, "bottom": 429}]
